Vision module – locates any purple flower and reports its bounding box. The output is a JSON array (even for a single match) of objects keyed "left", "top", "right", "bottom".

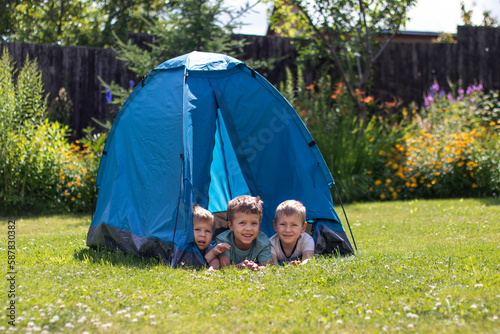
[
  {"left": 105, "top": 87, "right": 112, "bottom": 104},
  {"left": 466, "top": 87, "right": 473, "bottom": 95},
  {"left": 429, "top": 83, "right": 440, "bottom": 96},
  {"left": 457, "top": 96, "right": 463, "bottom": 101},
  {"left": 129, "top": 80, "right": 135, "bottom": 89},
  {"left": 458, "top": 88, "right": 464, "bottom": 95},
  {"left": 470, "top": 99, "right": 475, "bottom": 103},
  {"left": 439, "top": 90, "right": 445, "bottom": 98},
  {"left": 447, "top": 93, "right": 455, "bottom": 102},
  {"left": 478, "top": 84, "right": 483, "bottom": 91}
]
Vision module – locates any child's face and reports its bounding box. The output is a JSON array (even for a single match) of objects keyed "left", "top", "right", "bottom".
[
  {"left": 273, "top": 213, "right": 306, "bottom": 246},
  {"left": 193, "top": 220, "right": 214, "bottom": 251},
  {"left": 228, "top": 212, "right": 261, "bottom": 251}
]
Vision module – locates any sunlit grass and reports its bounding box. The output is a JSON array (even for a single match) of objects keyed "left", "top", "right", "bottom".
[{"left": 1, "top": 198, "right": 499, "bottom": 333}]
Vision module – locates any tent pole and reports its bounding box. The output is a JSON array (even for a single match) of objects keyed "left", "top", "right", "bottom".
[{"left": 332, "top": 182, "right": 358, "bottom": 253}]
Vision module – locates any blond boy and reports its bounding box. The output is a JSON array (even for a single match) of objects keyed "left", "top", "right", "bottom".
[
  {"left": 193, "top": 205, "right": 230, "bottom": 269},
  {"left": 216, "top": 195, "right": 272, "bottom": 269},
  {"left": 270, "top": 200, "right": 314, "bottom": 265}
]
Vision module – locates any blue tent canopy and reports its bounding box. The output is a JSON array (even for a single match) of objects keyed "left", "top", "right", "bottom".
[{"left": 87, "top": 51, "right": 353, "bottom": 266}]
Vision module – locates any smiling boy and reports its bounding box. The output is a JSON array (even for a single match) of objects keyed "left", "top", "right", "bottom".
[
  {"left": 216, "top": 195, "right": 272, "bottom": 269},
  {"left": 270, "top": 200, "right": 315, "bottom": 265}
]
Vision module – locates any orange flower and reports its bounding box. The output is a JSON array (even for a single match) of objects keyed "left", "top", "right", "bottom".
[{"left": 306, "top": 84, "right": 315, "bottom": 90}]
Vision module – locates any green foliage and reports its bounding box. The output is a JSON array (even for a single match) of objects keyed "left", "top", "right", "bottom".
[
  {"left": 4, "top": 198, "right": 499, "bottom": 332},
  {"left": 0, "top": 48, "right": 100, "bottom": 214},
  {"left": 3, "top": 0, "right": 171, "bottom": 47},
  {"left": 47, "top": 87, "right": 73, "bottom": 125},
  {"left": 281, "top": 66, "right": 407, "bottom": 202},
  {"left": 373, "top": 84, "right": 500, "bottom": 200},
  {"left": 269, "top": 0, "right": 417, "bottom": 118}
]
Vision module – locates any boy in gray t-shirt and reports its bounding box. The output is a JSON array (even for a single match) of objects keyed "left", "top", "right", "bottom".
[
  {"left": 270, "top": 200, "right": 314, "bottom": 265},
  {"left": 216, "top": 195, "right": 272, "bottom": 269}
]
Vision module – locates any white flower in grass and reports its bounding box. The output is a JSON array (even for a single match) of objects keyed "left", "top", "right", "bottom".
[
  {"left": 408, "top": 323, "right": 415, "bottom": 330},
  {"left": 101, "top": 323, "right": 112, "bottom": 330},
  {"left": 131, "top": 318, "right": 138, "bottom": 323},
  {"left": 474, "top": 283, "right": 483, "bottom": 288},
  {"left": 65, "top": 323, "right": 74, "bottom": 328},
  {"left": 366, "top": 310, "right": 372, "bottom": 314},
  {"left": 471, "top": 304, "right": 478, "bottom": 309},
  {"left": 27, "top": 321, "right": 35, "bottom": 328},
  {"left": 404, "top": 306, "right": 411, "bottom": 311},
  {"left": 336, "top": 319, "right": 343, "bottom": 324},
  {"left": 49, "top": 315, "right": 59, "bottom": 323},
  {"left": 143, "top": 305, "right": 150, "bottom": 309},
  {"left": 407, "top": 313, "right": 419, "bottom": 319},
  {"left": 365, "top": 316, "right": 371, "bottom": 320},
  {"left": 491, "top": 315, "right": 498, "bottom": 321},
  {"left": 288, "top": 299, "right": 293, "bottom": 303},
  {"left": 78, "top": 316, "right": 87, "bottom": 323},
  {"left": 136, "top": 311, "right": 144, "bottom": 317},
  {"left": 149, "top": 315, "right": 155, "bottom": 319}
]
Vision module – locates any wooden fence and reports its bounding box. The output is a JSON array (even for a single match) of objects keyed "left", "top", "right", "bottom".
[{"left": 1, "top": 26, "right": 499, "bottom": 137}]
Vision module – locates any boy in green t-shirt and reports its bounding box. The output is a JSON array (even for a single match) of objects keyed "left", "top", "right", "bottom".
[{"left": 216, "top": 195, "right": 272, "bottom": 269}]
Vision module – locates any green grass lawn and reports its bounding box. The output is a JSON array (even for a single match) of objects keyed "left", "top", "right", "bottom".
[{"left": 1, "top": 198, "right": 499, "bottom": 333}]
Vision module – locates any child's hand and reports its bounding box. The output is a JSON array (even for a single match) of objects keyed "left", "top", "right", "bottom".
[
  {"left": 236, "top": 259, "right": 259, "bottom": 270},
  {"left": 214, "top": 243, "right": 231, "bottom": 255}
]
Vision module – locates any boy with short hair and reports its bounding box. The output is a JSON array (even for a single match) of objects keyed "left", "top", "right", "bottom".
[
  {"left": 192, "top": 205, "right": 230, "bottom": 269},
  {"left": 270, "top": 200, "right": 315, "bottom": 265},
  {"left": 216, "top": 195, "right": 272, "bottom": 269}
]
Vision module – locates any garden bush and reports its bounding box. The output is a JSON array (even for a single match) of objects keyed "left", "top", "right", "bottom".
[
  {"left": 372, "top": 84, "right": 500, "bottom": 200},
  {"left": 280, "top": 67, "right": 407, "bottom": 202},
  {"left": 281, "top": 69, "right": 500, "bottom": 203},
  {"left": 0, "top": 49, "right": 102, "bottom": 214}
]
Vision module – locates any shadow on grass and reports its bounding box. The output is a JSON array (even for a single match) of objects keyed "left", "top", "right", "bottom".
[
  {"left": 479, "top": 197, "right": 500, "bottom": 206},
  {"left": 73, "top": 246, "right": 165, "bottom": 269}
]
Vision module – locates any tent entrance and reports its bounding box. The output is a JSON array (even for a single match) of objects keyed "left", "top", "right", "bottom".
[{"left": 207, "top": 108, "right": 251, "bottom": 214}]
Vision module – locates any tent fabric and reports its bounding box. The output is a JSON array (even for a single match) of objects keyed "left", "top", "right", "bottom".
[{"left": 87, "top": 51, "right": 353, "bottom": 266}]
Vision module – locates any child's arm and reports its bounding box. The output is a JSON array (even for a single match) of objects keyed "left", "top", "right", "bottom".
[
  {"left": 219, "top": 255, "right": 231, "bottom": 268},
  {"left": 204, "top": 243, "right": 231, "bottom": 264},
  {"left": 271, "top": 254, "right": 279, "bottom": 265},
  {"left": 302, "top": 250, "right": 314, "bottom": 260}
]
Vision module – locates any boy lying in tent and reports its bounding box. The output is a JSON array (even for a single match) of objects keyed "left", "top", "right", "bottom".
[
  {"left": 270, "top": 200, "right": 315, "bottom": 266},
  {"left": 216, "top": 195, "right": 272, "bottom": 269},
  {"left": 192, "top": 205, "right": 230, "bottom": 269}
]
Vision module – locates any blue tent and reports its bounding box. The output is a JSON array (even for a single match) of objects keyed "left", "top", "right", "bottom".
[{"left": 87, "top": 51, "right": 354, "bottom": 266}]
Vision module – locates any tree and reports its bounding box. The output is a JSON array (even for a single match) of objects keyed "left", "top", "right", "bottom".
[
  {"left": 461, "top": 1, "right": 499, "bottom": 27},
  {"left": 268, "top": 0, "right": 417, "bottom": 119},
  {"left": 1, "top": 0, "right": 170, "bottom": 47}
]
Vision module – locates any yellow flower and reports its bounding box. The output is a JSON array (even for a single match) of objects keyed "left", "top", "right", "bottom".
[
  {"left": 457, "top": 161, "right": 465, "bottom": 167},
  {"left": 77, "top": 194, "right": 82, "bottom": 198},
  {"left": 71, "top": 197, "right": 76, "bottom": 201},
  {"left": 472, "top": 183, "right": 477, "bottom": 188},
  {"left": 67, "top": 182, "right": 73, "bottom": 187},
  {"left": 392, "top": 163, "right": 398, "bottom": 169},
  {"left": 375, "top": 180, "right": 382, "bottom": 186},
  {"left": 367, "top": 170, "right": 372, "bottom": 175},
  {"left": 380, "top": 194, "right": 386, "bottom": 200},
  {"left": 385, "top": 179, "right": 392, "bottom": 184},
  {"left": 64, "top": 191, "right": 69, "bottom": 196}
]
